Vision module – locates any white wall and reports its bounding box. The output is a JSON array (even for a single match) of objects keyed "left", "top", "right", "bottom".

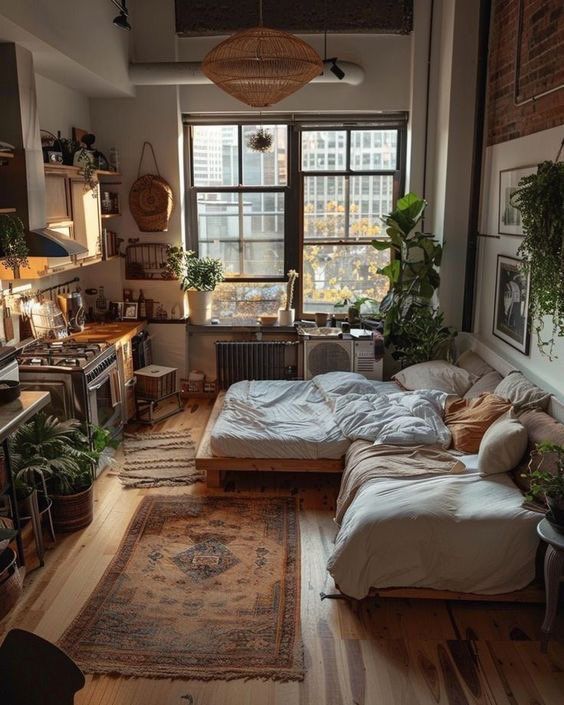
[
  {"left": 474, "top": 124, "right": 564, "bottom": 399},
  {"left": 35, "top": 74, "right": 91, "bottom": 138}
]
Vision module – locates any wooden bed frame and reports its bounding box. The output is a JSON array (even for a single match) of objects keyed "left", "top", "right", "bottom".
[{"left": 195, "top": 392, "right": 344, "bottom": 487}]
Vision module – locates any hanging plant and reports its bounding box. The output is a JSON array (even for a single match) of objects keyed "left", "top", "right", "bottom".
[
  {"left": 512, "top": 147, "right": 564, "bottom": 359},
  {"left": 0, "top": 214, "right": 30, "bottom": 273},
  {"left": 247, "top": 127, "right": 273, "bottom": 153}
]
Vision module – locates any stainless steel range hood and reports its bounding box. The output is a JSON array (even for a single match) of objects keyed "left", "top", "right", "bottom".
[{"left": 0, "top": 43, "right": 88, "bottom": 258}]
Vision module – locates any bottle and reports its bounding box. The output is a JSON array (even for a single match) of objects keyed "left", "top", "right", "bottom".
[
  {"left": 138, "top": 289, "right": 146, "bottom": 319},
  {"left": 95, "top": 286, "right": 107, "bottom": 321}
]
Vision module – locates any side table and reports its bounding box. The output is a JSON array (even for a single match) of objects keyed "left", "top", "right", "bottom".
[{"left": 537, "top": 518, "right": 564, "bottom": 652}]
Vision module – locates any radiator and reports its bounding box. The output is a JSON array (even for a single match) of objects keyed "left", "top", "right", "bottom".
[{"left": 215, "top": 341, "right": 294, "bottom": 389}]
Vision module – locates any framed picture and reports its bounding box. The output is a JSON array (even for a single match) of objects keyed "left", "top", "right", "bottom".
[
  {"left": 492, "top": 255, "right": 530, "bottom": 355},
  {"left": 498, "top": 165, "right": 536, "bottom": 235},
  {"left": 122, "top": 302, "right": 139, "bottom": 320}
]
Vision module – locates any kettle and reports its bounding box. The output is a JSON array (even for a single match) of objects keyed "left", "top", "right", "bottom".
[{"left": 57, "top": 291, "right": 85, "bottom": 332}]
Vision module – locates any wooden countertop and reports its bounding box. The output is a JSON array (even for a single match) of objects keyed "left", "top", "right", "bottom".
[
  {"left": 0, "top": 391, "right": 50, "bottom": 444},
  {"left": 69, "top": 322, "right": 145, "bottom": 345}
]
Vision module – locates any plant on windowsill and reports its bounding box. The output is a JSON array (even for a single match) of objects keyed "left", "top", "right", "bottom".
[
  {"left": 0, "top": 214, "right": 30, "bottom": 275},
  {"left": 11, "top": 415, "right": 116, "bottom": 533},
  {"left": 511, "top": 147, "right": 564, "bottom": 359},
  {"left": 164, "top": 246, "right": 225, "bottom": 325},
  {"left": 335, "top": 295, "right": 379, "bottom": 326},
  {"left": 371, "top": 192, "right": 456, "bottom": 366},
  {"left": 524, "top": 442, "right": 564, "bottom": 528},
  {"left": 279, "top": 269, "right": 299, "bottom": 325}
]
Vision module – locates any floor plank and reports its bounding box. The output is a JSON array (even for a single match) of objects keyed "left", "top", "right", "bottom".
[{"left": 1, "top": 401, "right": 563, "bottom": 705}]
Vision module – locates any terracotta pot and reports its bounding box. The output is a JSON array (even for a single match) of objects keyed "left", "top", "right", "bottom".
[
  {"left": 51, "top": 485, "right": 94, "bottom": 533},
  {"left": 187, "top": 290, "right": 213, "bottom": 325}
]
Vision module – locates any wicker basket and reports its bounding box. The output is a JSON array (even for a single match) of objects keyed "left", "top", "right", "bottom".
[
  {"left": 51, "top": 485, "right": 94, "bottom": 533},
  {"left": 0, "top": 547, "right": 23, "bottom": 620},
  {"left": 135, "top": 365, "right": 177, "bottom": 400},
  {"left": 129, "top": 142, "right": 174, "bottom": 232}
]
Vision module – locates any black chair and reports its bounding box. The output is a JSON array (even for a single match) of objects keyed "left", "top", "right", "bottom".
[{"left": 0, "top": 628, "right": 85, "bottom": 705}]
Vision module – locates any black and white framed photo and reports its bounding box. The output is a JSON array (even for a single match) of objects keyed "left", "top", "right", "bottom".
[
  {"left": 498, "top": 165, "right": 536, "bottom": 235},
  {"left": 493, "top": 255, "right": 530, "bottom": 355},
  {"left": 122, "top": 302, "right": 139, "bottom": 320}
]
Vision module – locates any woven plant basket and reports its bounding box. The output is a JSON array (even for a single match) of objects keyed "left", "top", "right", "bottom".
[
  {"left": 129, "top": 141, "right": 174, "bottom": 232},
  {"left": 0, "top": 547, "right": 23, "bottom": 620}
]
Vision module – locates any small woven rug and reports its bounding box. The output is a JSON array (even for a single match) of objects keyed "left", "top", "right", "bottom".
[
  {"left": 59, "top": 495, "right": 304, "bottom": 681},
  {"left": 116, "top": 430, "right": 204, "bottom": 488}
]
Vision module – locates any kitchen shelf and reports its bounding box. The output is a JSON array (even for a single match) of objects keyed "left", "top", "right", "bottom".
[
  {"left": 0, "top": 208, "right": 16, "bottom": 214},
  {"left": 101, "top": 213, "right": 121, "bottom": 219},
  {"left": 44, "top": 163, "right": 121, "bottom": 178},
  {"left": 0, "top": 151, "right": 14, "bottom": 160}
]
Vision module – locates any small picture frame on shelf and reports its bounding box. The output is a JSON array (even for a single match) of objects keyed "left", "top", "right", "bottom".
[
  {"left": 492, "top": 255, "right": 531, "bottom": 355},
  {"left": 122, "top": 302, "right": 139, "bottom": 320},
  {"left": 498, "top": 165, "right": 536, "bottom": 236}
]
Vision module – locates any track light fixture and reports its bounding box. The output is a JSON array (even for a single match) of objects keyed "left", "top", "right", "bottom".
[
  {"left": 327, "top": 58, "right": 345, "bottom": 80},
  {"left": 111, "top": 0, "right": 131, "bottom": 31}
]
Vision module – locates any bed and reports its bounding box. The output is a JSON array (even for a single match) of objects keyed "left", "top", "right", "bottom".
[
  {"left": 327, "top": 449, "right": 541, "bottom": 600},
  {"left": 196, "top": 373, "right": 398, "bottom": 486}
]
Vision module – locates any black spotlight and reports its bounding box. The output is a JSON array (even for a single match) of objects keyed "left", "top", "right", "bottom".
[
  {"left": 328, "top": 58, "right": 345, "bottom": 81},
  {"left": 112, "top": 1, "right": 131, "bottom": 30}
]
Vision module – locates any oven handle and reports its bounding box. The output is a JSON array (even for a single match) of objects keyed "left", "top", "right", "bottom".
[{"left": 88, "top": 375, "right": 110, "bottom": 392}]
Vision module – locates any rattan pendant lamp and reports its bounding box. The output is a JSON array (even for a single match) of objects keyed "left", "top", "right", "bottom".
[{"left": 202, "top": 0, "right": 323, "bottom": 107}]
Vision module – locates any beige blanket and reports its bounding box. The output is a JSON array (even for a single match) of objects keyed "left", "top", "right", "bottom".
[{"left": 335, "top": 441, "right": 465, "bottom": 524}]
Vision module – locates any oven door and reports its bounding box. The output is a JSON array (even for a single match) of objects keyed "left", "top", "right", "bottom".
[{"left": 87, "top": 365, "right": 123, "bottom": 436}]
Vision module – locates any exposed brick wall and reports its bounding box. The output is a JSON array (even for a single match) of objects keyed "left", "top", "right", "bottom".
[{"left": 487, "top": 0, "right": 564, "bottom": 145}]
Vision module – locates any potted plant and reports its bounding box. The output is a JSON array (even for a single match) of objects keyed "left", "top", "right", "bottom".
[
  {"left": 512, "top": 154, "right": 564, "bottom": 359},
  {"left": 525, "top": 442, "right": 564, "bottom": 529},
  {"left": 279, "top": 269, "right": 299, "bottom": 325},
  {"left": 391, "top": 306, "right": 457, "bottom": 368},
  {"left": 165, "top": 246, "right": 224, "bottom": 325},
  {"left": 11, "top": 415, "right": 116, "bottom": 533},
  {"left": 371, "top": 193, "right": 450, "bottom": 360},
  {"left": 0, "top": 214, "right": 30, "bottom": 275},
  {"left": 335, "top": 295, "right": 378, "bottom": 326}
]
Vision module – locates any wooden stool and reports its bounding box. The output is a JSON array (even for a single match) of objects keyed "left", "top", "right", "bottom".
[{"left": 134, "top": 365, "right": 183, "bottom": 425}]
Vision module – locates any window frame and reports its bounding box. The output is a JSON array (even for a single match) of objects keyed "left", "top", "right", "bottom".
[{"left": 184, "top": 116, "right": 407, "bottom": 315}]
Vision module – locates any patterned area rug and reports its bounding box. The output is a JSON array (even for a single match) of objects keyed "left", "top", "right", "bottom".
[
  {"left": 116, "top": 430, "right": 204, "bottom": 488},
  {"left": 59, "top": 495, "right": 304, "bottom": 681}
]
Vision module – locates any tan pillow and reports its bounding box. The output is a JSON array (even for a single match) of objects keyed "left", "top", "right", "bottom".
[
  {"left": 456, "top": 350, "right": 495, "bottom": 379},
  {"left": 464, "top": 370, "right": 504, "bottom": 400},
  {"left": 512, "top": 410, "right": 564, "bottom": 493},
  {"left": 494, "top": 371, "right": 551, "bottom": 412},
  {"left": 478, "top": 412, "right": 528, "bottom": 476},
  {"left": 393, "top": 361, "right": 477, "bottom": 396},
  {"left": 445, "top": 394, "right": 512, "bottom": 453}
]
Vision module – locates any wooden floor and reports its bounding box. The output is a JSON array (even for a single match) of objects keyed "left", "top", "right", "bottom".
[{"left": 2, "top": 399, "right": 563, "bottom": 705}]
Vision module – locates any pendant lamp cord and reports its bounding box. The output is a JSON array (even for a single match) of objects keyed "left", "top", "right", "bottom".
[{"left": 259, "top": 0, "right": 263, "bottom": 26}]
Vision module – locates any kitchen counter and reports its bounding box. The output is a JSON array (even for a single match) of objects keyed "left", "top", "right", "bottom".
[{"left": 69, "top": 321, "right": 145, "bottom": 345}]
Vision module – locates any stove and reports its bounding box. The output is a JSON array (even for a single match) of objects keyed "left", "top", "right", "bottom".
[{"left": 18, "top": 337, "right": 123, "bottom": 439}]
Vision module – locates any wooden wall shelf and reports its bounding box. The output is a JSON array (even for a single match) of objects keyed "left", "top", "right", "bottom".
[
  {"left": 0, "top": 208, "right": 16, "bottom": 214},
  {"left": 0, "top": 151, "right": 14, "bottom": 160},
  {"left": 44, "top": 163, "right": 120, "bottom": 178}
]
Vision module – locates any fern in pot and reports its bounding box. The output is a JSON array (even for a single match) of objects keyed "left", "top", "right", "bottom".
[
  {"left": 525, "top": 442, "right": 564, "bottom": 529},
  {"left": 165, "top": 246, "right": 224, "bottom": 325}
]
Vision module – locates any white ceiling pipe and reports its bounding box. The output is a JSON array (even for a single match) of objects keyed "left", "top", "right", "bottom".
[{"left": 129, "top": 61, "right": 365, "bottom": 86}]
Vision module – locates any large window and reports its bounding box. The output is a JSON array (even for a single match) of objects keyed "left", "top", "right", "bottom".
[
  {"left": 190, "top": 124, "right": 288, "bottom": 279},
  {"left": 301, "top": 128, "right": 400, "bottom": 313},
  {"left": 187, "top": 119, "right": 405, "bottom": 318}
]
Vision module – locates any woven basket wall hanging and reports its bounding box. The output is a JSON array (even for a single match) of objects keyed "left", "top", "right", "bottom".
[{"left": 129, "top": 141, "right": 174, "bottom": 232}]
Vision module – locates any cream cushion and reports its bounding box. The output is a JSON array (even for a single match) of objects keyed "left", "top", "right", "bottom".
[
  {"left": 456, "top": 350, "right": 495, "bottom": 379},
  {"left": 494, "top": 371, "right": 551, "bottom": 412},
  {"left": 478, "top": 412, "right": 528, "bottom": 476},
  {"left": 393, "top": 361, "right": 477, "bottom": 396},
  {"left": 464, "top": 370, "right": 504, "bottom": 400}
]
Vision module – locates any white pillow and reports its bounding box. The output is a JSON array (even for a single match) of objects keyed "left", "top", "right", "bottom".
[
  {"left": 478, "top": 413, "right": 528, "bottom": 476},
  {"left": 393, "top": 361, "right": 477, "bottom": 396}
]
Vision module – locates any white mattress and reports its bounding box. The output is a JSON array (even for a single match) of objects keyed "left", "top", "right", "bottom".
[
  {"left": 210, "top": 374, "right": 398, "bottom": 459},
  {"left": 328, "top": 456, "right": 540, "bottom": 598}
]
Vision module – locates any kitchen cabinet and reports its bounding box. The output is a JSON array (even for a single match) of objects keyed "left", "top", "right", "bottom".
[
  {"left": 70, "top": 178, "right": 102, "bottom": 261},
  {"left": 45, "top": 171, "right": 71, "bottom": 223}
]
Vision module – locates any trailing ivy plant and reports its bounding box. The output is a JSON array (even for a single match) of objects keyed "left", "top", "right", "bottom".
[
  {"left": 512, "top": 154, "right": 564, "bottom": 359},
  {"left": 0, "top": 214, "right": 30, "bottom": 273},
  {"left": 371, "top": 193, "right": 455, "bottom": 362}
]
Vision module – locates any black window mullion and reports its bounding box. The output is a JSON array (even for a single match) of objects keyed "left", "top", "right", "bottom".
[{"left": 237, "top": 124, "right": 243, "bottom": 185}]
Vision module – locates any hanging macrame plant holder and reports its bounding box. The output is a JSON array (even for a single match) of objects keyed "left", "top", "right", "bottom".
[{"left": 129, "top": 141, "right": 174, "bottom": 232}]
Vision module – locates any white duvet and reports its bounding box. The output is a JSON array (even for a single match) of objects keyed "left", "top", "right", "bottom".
[{"left": 328, "top": 456, "right": 540, "bottom": 598}]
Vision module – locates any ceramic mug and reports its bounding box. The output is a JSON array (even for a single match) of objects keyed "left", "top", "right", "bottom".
[{"left": 315, "top": 312, "right": 329, "bottom": 327}]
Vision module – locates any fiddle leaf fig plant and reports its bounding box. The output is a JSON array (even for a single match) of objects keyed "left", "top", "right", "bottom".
[
  {"left": 512, "top": 156, "right": 564, "bottom": 359},
  {"left": 371, "top": 193, "right": 450, "bottom": 360}
]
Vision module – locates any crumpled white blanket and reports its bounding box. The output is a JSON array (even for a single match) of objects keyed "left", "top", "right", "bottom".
[{"left": 321, "top": 387, "right": 452, "bottom": 448}]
